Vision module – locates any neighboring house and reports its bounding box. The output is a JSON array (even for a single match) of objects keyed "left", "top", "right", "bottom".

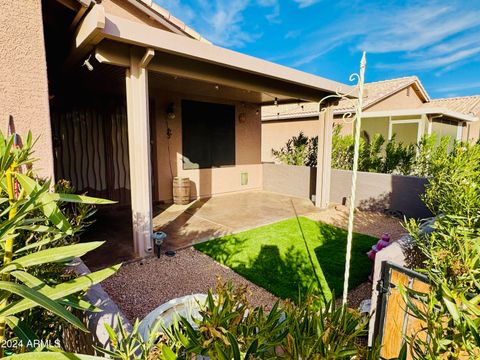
[
  {"left": 262, "top": 76, "right": 480, "bottom": 162},
  {"left": 0, "top": 0, "right": 349, "bottom": 256}
]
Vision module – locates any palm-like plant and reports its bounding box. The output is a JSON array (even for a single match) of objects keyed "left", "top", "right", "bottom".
[{"left": 0, "top": 132, "right": 119, "bottom": 356}]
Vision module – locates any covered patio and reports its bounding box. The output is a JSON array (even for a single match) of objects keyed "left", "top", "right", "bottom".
[
  {"left": 46, "top": 1, "right": 353, "bottom": 263},
  {"left": 82, "top": 190, "right": 321, "bottom": 269}
]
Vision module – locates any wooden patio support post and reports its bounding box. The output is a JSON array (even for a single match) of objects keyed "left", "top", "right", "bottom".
[
  {"left": 125, "top": 48, "right": 154, "bottom": 257},
  {"left": 315, "top": 104, "right": 334, "bottom": 209}
]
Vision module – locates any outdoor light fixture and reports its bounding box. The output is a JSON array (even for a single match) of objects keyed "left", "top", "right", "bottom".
[
  {"left": 167, "top": 102, "right": 176, "bottom": 120},
  {"left": 82, "top": 55, "right": 94, "bottom": 71},
  {"left": 214, "top": 84, "right": 219, "bottom": 90},
  {"left": 274, "top": 97, "right": 278, "bottom": 106},
  {"left": 238, "top": 112, "right": 246, "bottom": 123}
]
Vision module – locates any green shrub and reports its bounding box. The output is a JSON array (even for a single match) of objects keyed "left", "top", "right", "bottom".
[
  {"left": 331, "top": 125, "right": 354, "bottom": 170},
  {"left": 0, "top": 131, "right": 119, "bottom": 355},
  {"left": 271, "top": 131, "right": 318, "bottom": 167},
  {"left": 402, "top": 142, "right": 480, "bottom": 359},
  {"left": 99, "top": 282, "right": 382, "bottom": 360}
]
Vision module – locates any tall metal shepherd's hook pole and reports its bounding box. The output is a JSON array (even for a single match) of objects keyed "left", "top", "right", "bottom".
[{"left": 342, "top": 52, "right": 367, "bottom": 306}]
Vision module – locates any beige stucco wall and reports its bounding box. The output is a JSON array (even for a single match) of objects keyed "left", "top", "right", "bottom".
[
  {"left": 432, "top": 119, "right": 459, "bottom": 149},
  {"left": 367, "top": 85, "right": 425, "bottom": 111},
  {"left": 361, "top": 117, "right": 389, "bottom": 140},
  {"left": 0, "top": 0, "right": 54, "bottom": 177},
  {"left": 261, "top": 118, "right": 320, "bottom": 163},
  {"left": 465, "top": 120, "right": 480, "bottom": 142},
  {"left": 153, "top": 92, "right": 262, "bottom": 201}
]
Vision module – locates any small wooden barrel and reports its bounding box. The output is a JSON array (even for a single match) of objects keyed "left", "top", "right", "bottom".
[{"left": 173, "top": 177, "right": 190, "bottom": 205}]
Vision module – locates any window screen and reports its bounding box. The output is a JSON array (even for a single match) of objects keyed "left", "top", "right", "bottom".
[{"left": 182, "top": 100, "right": 236, "bottom": 169}]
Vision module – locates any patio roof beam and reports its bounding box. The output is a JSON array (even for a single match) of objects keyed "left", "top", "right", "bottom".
[
  {"left": 71, "top": 8, "right": 353, "bottom": 101},
  {"left": 140, "top": 48, "right": 155, "bottom": 68},
  {"left": 94, "top": 41, "right": 330, "bottom": 103},
  {"left": 64, "top": 3, "right": 106, "bottom": 71}
]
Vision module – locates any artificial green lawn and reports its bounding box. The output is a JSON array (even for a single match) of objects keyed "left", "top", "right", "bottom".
[{"left": 194, "top": 217, "right": 377, "bottom": 302}]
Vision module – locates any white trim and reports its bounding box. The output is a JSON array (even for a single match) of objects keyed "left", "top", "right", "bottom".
[
  {"left": 456, "top": 122, "right": 464, "bottom": 141},
  {"left": 262, "top": 106, "right": 478, "bottom": 122},
  {"left": 360, "top": 107, "right": 477, "bottom": 122},
  {"left": 387, "top": 116, "right": 393, "bottom": 140},
  {"left": 427, "top": 119, "right": 433, "bottom": 135},
  {"left": 388, "top": 118, "right": 423, "bottom": 142},
  {"left": 390, "top": 119, "right": 422, "bottom": 124}
]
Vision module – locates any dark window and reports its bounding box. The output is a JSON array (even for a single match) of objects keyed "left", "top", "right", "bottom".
[{"left": 182, "top": 100, "right": 236, "bottom": 169}]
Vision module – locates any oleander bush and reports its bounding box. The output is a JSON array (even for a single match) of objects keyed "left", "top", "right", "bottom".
[
  {"left": 0, "top": 131, "right": 118, "bottom": 356},
  {"left": 402, "top": 143, "right": 480, "bottom": 359},
  {"left": 273, "top": 126, "right": 469, "bottom": 178},
  {"left": 99, "top": 282, "right": 387, "bottom": 360}
]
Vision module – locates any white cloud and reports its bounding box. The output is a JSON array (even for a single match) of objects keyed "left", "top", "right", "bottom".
[
  {"left": 284, "top": 29, "right": 302, "bottom": 39},
  {"left": 257, "top": 0, "right": 281, "bottom": 23},
  {"left": 154, "top": 0, "right": 196, "bottom": 23},
  {"left": 155, "top": 0, "right": 281, "bottom": 48},
  {"left": 294, "top": 0, "right": 321, "bottom": 8},
  {"left": 274, "top": 1, "right": 480, "bottom": 74},
  {"left": 377, "top": 46, "right": 480, "bottom": 71},
  {"left": 435, "top": 81, "right": 480, "bottom": 94}
]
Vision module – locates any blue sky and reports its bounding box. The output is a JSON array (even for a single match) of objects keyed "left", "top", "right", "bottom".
[{"left": 155, "top": 0, "right": 480, "bottom": 98}]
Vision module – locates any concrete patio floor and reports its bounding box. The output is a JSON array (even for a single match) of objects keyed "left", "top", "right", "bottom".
[
  {"left": 154, "top": 190, "right": 319, "bottom": 250},
  {"left": 81, "top": 190, "right": 405, "bottom": 270}
]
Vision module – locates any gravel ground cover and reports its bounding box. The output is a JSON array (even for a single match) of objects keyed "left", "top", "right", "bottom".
[
  {"left": 101, "top": 247, "right": 278, "bottom": 322},
  {"left": 101, "top": 208, "right": 405, "bottom": 321}
]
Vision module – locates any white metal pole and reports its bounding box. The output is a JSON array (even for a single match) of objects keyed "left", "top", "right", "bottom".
[{"left": 342, "top": 52, "right": 366, "bottom": 306}]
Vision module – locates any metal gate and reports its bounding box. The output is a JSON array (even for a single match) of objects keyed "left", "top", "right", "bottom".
[{"left": 374, "top": 261, "right": 429, "bottom": 360}]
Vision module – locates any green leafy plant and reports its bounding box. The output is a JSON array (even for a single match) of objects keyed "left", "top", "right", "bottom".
[
  {"left": 0, "top": 131, "right": 119, "bottom": 356},
  {"left": 401, "top": 142, "right": 480, "bottom": 359},
  {"left": 332, "top": 125, "right": 354, "bottom": 170},
  {"left": 271, "top": 131, "right": 318, "bottom": 167},
  {"left": 97, "top": 316, "right": 163, "bottom": 360},
  {"left": 100, "top": 282, "right": 386, "bottom": 359}
]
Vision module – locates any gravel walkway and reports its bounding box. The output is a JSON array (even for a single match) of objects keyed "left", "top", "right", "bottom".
[{"left": 101, "top": 247, "right": 278, "bottom": 322}]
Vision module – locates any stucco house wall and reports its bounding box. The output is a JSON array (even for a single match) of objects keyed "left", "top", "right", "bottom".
[
  {"left": 261, "top": 118, "right": 320, "bottom": 163},
  {"left": 366, "top": 85, "right": 424, "bottom": 112},
  {"left": 261, "top": 85, "right": 427, "bottom": 163},
  {"left": 154, "top": 92, "right": 262, "bottom": 201},
  {"left": 0, "top": 0, "right": 54, "bottom": 177},
  {"left": 465, "top": 120, "right": 480, "bottom": 142},
  {"left": 360, "top": 117, "right": 390, "bottom": 140}
]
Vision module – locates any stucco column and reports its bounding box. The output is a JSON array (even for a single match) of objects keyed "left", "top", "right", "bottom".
[
  {"left": 125, "top": 51, "right": 153, "bottom": 257},
  {"left": 315, "top": 105, "right": 334, "bottom": 209}
]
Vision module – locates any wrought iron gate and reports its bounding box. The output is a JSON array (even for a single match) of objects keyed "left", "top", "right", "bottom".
[{"left": 374, "top": 261, "right": 429, "bottom": 359}]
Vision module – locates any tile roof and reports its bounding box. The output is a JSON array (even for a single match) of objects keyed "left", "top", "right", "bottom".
[
  {"left": 337, "top": 76, "right": 428, "bottom": 111},
  {"left": 421, "top": 95, "right": 480, "bottom": 117},
  {"left": 262, "top": 76, "right": 429, "bottom": 119}
]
